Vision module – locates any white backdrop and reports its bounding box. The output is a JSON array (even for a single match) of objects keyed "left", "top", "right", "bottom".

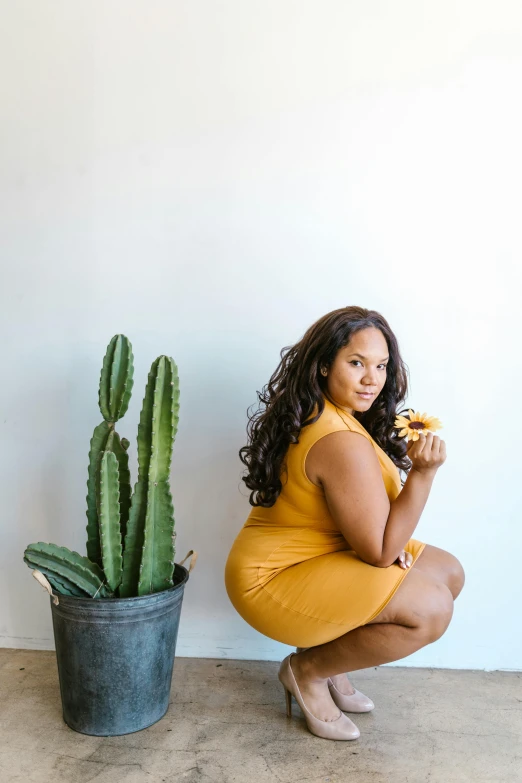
[{"left": 1, "top": 1, "right": 520, "bottom": 671}]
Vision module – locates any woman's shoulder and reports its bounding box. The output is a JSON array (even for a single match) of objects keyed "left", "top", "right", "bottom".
[
  {"left": 315, "top": 396, "right": 369, "bottom": 433},
  {"left": 297, "top": 395, "right": 372, "bottom": 444}
]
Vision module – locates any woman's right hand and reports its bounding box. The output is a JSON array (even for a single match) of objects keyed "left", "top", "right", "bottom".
[{"left": 406, "top": 431, "right": 446, "bottom": 475}]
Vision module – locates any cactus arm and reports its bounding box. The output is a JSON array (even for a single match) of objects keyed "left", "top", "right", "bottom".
[
  {"left": 47, "top": 577, "right": 81, "bottom": 597},
  {"left": 150, "top": 356, "right": 180, "bottom": 479},
  {"left": 24, "top": 560, "right": 88, "bottom": 597},
  {"left": 86, "top": 421, "right": 111, "bottom": 566},
  {"left": 138, "top": 480, "right": 176, "bottom": 595},
  {"left": 99, "top": 335, "right": 134, "bottom": 423},
  {"left": 119, "top": 360, "right": 158, "bottom": 597},
  {"left": 86, "top": 422, "right": 130, "bottom": 564},
  {"left": 136, "top": 365, "right": 155, "bottom": 479},
  {"left": 45, "top": 573, "right": 87, "bottom": 597},
  {"left": 97, "top": 451, "right": 123, "bottom": 592},
  {"left": 111, "top": 431, "right": 131, "bottom": 543},
  {"left": 99, "top": 337, "right": 116, "bottom": 421},
  {"left": 109, "top": 334, "right": 134, "bottom": 420},
  {"left": 117, "top": 340, "right": 134, "bottom": 421},
  {"left": 138, "top": 356, "right": 180, "bottom": 595},
  {"left": 119, "top": 479, "right": 147, "bottom": 597},
  {"left": 24, "top": 543, "right": 112, "bottom": 598}
]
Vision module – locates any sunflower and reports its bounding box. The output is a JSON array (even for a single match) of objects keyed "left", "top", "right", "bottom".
[{"left": 394, "top": 410, "right": 443, "bottom": 442}]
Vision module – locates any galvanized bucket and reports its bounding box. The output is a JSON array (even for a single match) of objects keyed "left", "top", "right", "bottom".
[{"left": 42, "top": 550, "right": 197, "bottom": 736}]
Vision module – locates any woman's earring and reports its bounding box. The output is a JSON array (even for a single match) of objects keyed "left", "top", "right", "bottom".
[{"left": 321, "top": 368, "right": 327, "bottom": 376}]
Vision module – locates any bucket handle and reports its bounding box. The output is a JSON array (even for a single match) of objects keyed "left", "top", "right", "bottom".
[
  {"left": 177, "top": 549, "right": 198, "bottom": 573},
  {"left": 32, "top": 569, "right": 60, "bottom": 606}
]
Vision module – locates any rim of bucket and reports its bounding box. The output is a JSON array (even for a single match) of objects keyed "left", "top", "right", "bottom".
[{"left": 48, "top": 561, "right": 190, "bottom": 605}]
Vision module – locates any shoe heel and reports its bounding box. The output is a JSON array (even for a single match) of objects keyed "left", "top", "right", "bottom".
[
  {"left": 279, "top": 653, "right": 360, "bottom": 741},
  {"left": 283, "top": 685, "right": 292, "bottom": 718}
]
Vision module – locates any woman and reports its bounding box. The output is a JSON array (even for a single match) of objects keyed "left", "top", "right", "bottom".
[{"left": 224, "top": 306, "right": 465, "bottom": 741}]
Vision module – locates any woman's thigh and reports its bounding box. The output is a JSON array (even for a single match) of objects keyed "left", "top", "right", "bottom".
[{"left": 365, "top": 565, "right": 454, "bottom": 639}]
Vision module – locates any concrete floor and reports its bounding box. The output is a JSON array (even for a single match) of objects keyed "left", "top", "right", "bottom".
[{"left": 0, "top": 649, "right": 521, "bottom": 783}]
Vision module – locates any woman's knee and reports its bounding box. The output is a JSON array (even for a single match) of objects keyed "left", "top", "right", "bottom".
[
  {"left": 366, "top": 567, "right": 454, "bottom": 640},
  {"left": 448, "top": 556, "right": 466, "bottom": 600},
  {"left": 415, "top": 544, "right": 465, "bottom": 600},
  {"left": 422, "top": 581, "right": 455, "bottom": 642}
]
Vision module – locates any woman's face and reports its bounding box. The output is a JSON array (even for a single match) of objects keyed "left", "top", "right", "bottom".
[{"left": 324, "top": 327, "right": 389, "bottom": 415}]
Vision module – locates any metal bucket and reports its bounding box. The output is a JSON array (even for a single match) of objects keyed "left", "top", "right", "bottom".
[{"left": 48, "top": 551, "right": 197, "bottom": 736}]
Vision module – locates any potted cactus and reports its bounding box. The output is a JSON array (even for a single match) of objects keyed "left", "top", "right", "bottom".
[{"left": 23, "top": 334, "right": 197, "bottom": 736}]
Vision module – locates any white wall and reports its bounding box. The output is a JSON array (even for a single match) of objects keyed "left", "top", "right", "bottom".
[{"left": 1, "top": 0, "right": 520, "bottom": 671}]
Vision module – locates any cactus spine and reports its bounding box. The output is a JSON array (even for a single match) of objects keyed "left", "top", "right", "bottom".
[{"left": 24, "top": 334, "right": 180, "bottom": 600}]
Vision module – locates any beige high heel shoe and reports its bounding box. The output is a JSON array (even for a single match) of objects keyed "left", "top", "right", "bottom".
[
  {"left": 278, "top": 653, "right": 360, "bottom": 741},
  {"left": 296, "top": 647, "right": 375, "bottom": 713}
]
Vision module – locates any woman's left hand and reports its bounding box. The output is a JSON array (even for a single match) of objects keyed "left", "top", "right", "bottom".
[{"left": 396, "top": 550, "right": 413, "bottom": 569}]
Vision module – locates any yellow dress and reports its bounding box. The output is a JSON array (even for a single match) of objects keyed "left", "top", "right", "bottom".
[{"left": 224, "top": 395, "right": 426, "bottom": 647}]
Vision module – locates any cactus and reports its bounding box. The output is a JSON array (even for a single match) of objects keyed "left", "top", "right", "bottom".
[
  {"left": 24, "top": 543, "right": 112, "bottom": 597},
  {"left": 85, "top": 422, "right": 131, "bottom": 567},
  {"left": 85, "top": 421, "right": 111, "bottom": 566},
  {"left": 121, "top": 356, "right": 179, "bottom": 596},
  {"left": 138, "top": 357, "right": 179, "bottom": 595},
  {"left": 97, "top": 450, "right": 123, "bottom": 592},
  {"left": 98, "top": 334, "right": 134, "bottom": 423},
  {"left": 24, "top": 334, "right": 180, "bottom": 600},
  {"left": 86, "top": 335, "right": 133, "bottom": 566},
  {"left": 24, "top": 561, "right": 89, "bottom": 597}
]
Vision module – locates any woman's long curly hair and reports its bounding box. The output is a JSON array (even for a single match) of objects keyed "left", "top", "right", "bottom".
[{"left": 239, "top": 306, "right": 414, "bottom": 507}]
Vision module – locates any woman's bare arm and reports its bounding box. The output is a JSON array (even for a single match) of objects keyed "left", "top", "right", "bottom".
[
  {"left": 314, "top": 431, "right": 436, "bottom": 567},
  {"left": 378, "top": 468, "right": 436, "bottom": 567},
  {"left": 314, "top": 431, "right": 392, "bottom": 565},
  {"left": 379, "top": 430, "right": 445, "bottom": 566}
]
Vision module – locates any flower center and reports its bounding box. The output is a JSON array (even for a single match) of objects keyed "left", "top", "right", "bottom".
[{"left": 409, "top": 422, "right": 426, "bottom": 430}]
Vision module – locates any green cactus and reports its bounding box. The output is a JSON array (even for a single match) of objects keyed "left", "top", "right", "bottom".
[
  {"left": 46, "top": 575, "right": 86, "bottom": 597},
  {"left": 86, "top": 421, "right": 111, "bottom": 566},
  {"left": 138, "top": 357, "right": 179, "bottom": 595},
  {"left": 24, "top": 335, "right": 180, "bottom": 600},
  {"left": 99, "top": 334, "right": 134, "bottom": 423},
  {"left": 24, "top": 543, "right": 113, "bottom": 597},
  {"left": 85, "top": 424, "right": 132, "bottom": 567},
  {"left": 24, "top": 561, "right": 89, "bottom": 597},
  {"left": 109, "top": 430, "right": 132, "bottom": 543},
  {"left": 97, "top": 450, "right": 123, "bottom": 592},
  {"left": 121, "top": 356, "right": 179, "bottom": 596},
  {"left": 86, "top": 337, "right": 134, "bottom": 566}
]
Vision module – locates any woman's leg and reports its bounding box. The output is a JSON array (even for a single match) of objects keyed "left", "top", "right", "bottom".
[
  {"left": 289, "top": 568, "right": 454, "bottom": 721},
  {"left": 327, "top": 545, "right": 465, "bottom": 694},
  {"left": 411, "top": 544, "right": 466, "bottom": 600}
]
